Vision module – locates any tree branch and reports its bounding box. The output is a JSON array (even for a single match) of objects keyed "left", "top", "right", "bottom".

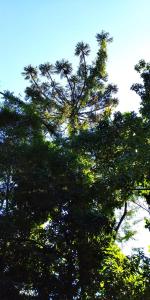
[
  {"left": 78, "top": 51, "right": 87, "bottom": 100},
  {"left": 115, "top": 202, "right": 127, "bottom": 234},
  {"left": 133, "top": 201, "right": 150, "bottom": 214},
  {"left": 47, "top": 71, "right": 68, "bottom": 104}
]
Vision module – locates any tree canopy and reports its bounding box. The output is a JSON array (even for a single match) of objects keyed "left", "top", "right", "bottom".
[{"left": 0, "top": 31, "right": 150, "bottom": 299}]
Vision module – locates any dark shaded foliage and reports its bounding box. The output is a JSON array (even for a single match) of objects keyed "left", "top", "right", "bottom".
[{"left": 0, "top": 32, "right": 150, "bottom": 299}]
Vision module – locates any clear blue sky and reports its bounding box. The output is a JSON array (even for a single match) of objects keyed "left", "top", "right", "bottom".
[
  {"left": 0, "top": 0, "right": 150, "bottom": 111},
  {"left": 0, "top": 0, "right": 150, "bottom": 253}
]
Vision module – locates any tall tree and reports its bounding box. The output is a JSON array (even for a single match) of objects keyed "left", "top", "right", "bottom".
[{"left": 0, "top": 32, "right": 150, "bottom": 299}]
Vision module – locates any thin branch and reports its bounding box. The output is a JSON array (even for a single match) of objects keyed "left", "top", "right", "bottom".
[
  {"left": 132, "top": 188, "right": 150, "bottom": 191},
  {"left": 47, "top": 71, "right": 68, "bottom": 104},
  {"left": 133, "top": 201, "right": 150, "bottom": 214},
  {"left": 115, "top": 202, "right": 127, "bottom": 234},
  {"left": 0, "top": 91, "right": 7, "bottom": 97},
  {"left": 79, "top": 107, "right": 101, "bottom": 115},
  {"left": 30, "top": 74, "right": 50, "bottom": 101},
  {"left": 0, "top": 91, "right": 26, "bottom": 108},
  {"left": 77, "top": 52, "right": 88, "bottom": 108},
  {"left": 65, "top": 73, "right": 74, "bottom": 101}
]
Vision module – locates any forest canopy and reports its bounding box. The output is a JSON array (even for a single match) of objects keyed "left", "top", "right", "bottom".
[{"left": 0, "top": 31, "right": 150, "bottom": 299}]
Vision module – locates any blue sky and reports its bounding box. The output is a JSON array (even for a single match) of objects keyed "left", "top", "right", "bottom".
[
  {"left": 0, "top": 0, "right": 150, "bottom": 253},
  {"left": 0, "top": 0, "right": 150, "bottom": 111}
]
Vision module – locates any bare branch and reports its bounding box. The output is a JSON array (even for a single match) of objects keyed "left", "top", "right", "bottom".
[
  {"left": 133, "top": 201, "right": 150, "bottom": 214},
  {"left": 115, "top": 202, "right": 128, "bottom": 234}
]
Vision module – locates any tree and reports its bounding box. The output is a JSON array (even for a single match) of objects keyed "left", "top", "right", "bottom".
[
  {"left": 99, "top": 245, "right": 150, "bottom": 300},
  {"left": 0, "top": 32, "right": 150, "bottom": 299}
]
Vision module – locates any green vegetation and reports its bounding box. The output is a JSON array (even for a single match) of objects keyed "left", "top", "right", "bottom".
[{"left": 0, "top": 32, "right": 150, "bottom": 299}]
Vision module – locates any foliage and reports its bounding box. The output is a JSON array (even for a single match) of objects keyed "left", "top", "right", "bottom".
[
  {"left": 99, "top": 245, "right": 150, "bottom": 300},
  {"left": 0, "top": 32, "right": 150, "bottom": 299}
]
